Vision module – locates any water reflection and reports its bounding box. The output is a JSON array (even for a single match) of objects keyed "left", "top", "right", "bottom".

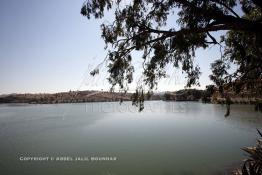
[{"left": 0, "top": 102, "right": 261, "bottom": 175}]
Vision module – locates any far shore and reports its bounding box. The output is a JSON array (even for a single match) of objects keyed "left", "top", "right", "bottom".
[{"left": 0, "top": 89, "right": 261, "bottom": 109}]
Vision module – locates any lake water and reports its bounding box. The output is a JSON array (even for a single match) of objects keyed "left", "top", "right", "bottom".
[{"left": 0, "top": 101, "right": 261, "bottom": 175}]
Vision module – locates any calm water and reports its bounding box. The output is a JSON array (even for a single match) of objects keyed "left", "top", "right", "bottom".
[{"left": 0, "top": 101, "right": 261, "bottom": 175}]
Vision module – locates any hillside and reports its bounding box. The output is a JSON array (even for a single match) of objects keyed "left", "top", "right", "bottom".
[{"left": 0, "top": 89, "right": 206, "bottom": 104}]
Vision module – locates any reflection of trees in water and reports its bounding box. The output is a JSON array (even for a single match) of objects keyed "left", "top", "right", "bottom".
[
  {"left": 162, "top": 102, "right": 262, "bottom": 132},
  {"left": 223, "top": 105, "right": 262, "bottom": 132}
]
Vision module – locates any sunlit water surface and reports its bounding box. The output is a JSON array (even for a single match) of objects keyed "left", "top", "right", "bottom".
[{"left": 0, "top": 101, "right": 261, "bottom": 175}]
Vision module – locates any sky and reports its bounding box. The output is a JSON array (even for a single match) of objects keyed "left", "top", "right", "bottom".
[{"left": 0, "top": 0, "right": 227, "bottom": 94}]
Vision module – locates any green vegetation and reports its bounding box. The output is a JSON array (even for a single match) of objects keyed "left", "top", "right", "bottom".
[
  {"left": 232, "top": 130, "right": 262, "bottom": 175},
  {"left": 81, "top": 0, "right": 262, "bottom": 110},
  {"left": 242, "top": 130, "right": 262, "bottom": 175}
]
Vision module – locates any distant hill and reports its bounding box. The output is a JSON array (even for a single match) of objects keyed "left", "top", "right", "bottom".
[
  {"left": 0, "top": 89, "right": 207, "bottom": 104},
  {"left": 164, "top": 89, "right": 204, "bottom": 102},
  {"left": 0, "top": 91, "right": 130, "bottom": 104}
]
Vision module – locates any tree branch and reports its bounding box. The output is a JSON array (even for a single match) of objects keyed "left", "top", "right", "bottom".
[
  {"left": 207, "top": 32, "right": 218, "bottom": 44},
  {"left": 210, "top": 0, "right": 240, "bottom": 18},
  {"left": 251, "top": 0, "right": 262, "bottom": 9},
  {"left": 173, "top": 0, "right": 262, "bottom": 33}
]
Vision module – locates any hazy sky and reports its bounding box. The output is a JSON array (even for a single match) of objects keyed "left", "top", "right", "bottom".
[{"left": 0, "top": 0, "right": 225, "bottom": 94}]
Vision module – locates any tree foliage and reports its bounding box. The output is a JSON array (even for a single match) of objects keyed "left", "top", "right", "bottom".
[{"left": 81, "top": 0, "right": 262, "bottom": 108}]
